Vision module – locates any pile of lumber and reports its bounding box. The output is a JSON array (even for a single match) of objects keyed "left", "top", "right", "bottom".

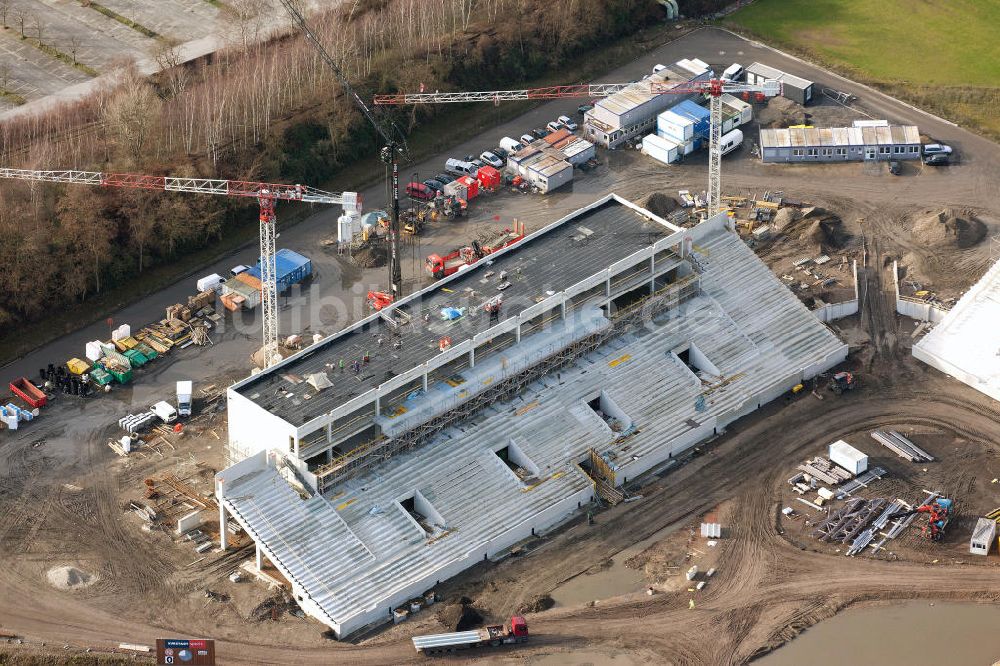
[{"left": 797, "top": 456, "right": 853, "bottom": 485}]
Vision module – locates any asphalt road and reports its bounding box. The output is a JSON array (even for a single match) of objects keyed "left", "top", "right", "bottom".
[{"left": 3, "top": 26, "right": 996, "bottom": 407}]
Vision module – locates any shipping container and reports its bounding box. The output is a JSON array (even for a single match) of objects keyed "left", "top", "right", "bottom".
[
  {"left": 9, "top": 377, "right": 47, "bottom": 408},
  {"left": 828, "top": 440, "right": 868, "bottom": 476},
  {"left": 246, "top": 249, "right": 313, "bottom": 293}
]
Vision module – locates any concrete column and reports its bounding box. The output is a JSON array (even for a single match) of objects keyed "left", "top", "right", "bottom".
[
  {"left": 293, "top": 438, "right": 300, "bottom": 457},
  {"left": 650, "top": 255, "right": 656, "bottom": 292},
  {"left": 375, "top": 393, "right": 380, "bottom": 415},
  {"left": 326, "top": 447, "right": 333, "bottom": 463},
  {"left": 515, "top": 322, "right": 521, "bottom": 343},
  {"left": 219, "top": 503, "right": 228, "bottom": 551},
  {"left": 469, "top": 348, "right": 475, "bottom": 369},
  {"left": 256, "top": 542, "right": 264, "bottom": 571},
  {"left": 605, "top": 277, "right": 611, "bottom": 297},
  {"left": 422, "top": 372, "right": 428, "bottom": 392},
  {"left": 561, "top": 299, "right": 567, "bottom": 319},
  {"left": 326, "top": 422, "right": 332, "bottom": 442}
]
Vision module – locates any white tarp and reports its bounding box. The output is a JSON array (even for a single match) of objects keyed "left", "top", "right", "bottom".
[{"left": 306, "top": 373, "right": 334, "bottom": 391}]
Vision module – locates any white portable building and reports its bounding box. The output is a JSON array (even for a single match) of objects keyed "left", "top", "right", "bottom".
[
  {"left": 828, "top": 440, "right": 868, "bottom": 476},
  {"left": 719, "top": 94, "right": 752, "bottom": 134},
  {"left": 658, "top": 109, "right": 697, "bottom": 142},
  {"left": 642, "top": 134, "right": 683, "bottom": 165},
  {"left": 560, "top": 138, "right": 596, "bottom": 166},
  {"left": 525, "top": 155, "right": 573, "bottom": 193},
  {"left": 970, "top": 518, "right": 996, "bottom": 556}
]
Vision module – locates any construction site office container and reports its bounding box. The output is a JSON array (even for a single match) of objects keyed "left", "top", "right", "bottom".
[
  {"left": 641, "top": 133, "right": 683, "bottom": 165},
  {"left": 828, "top": 440, "right": 868, "bottom": 476},
  {"left": 719, "top": 94, "right": 752, "bottom": 134},
  {"left": 759, "top": 125, "right": 921, "bottom": 163},
  {"left": 745, "top": 62, "right": 813, "bottom": 105},
  {"left": 247, "top": 249, "right": 312, "bottom": 293},
  {"left": 560, "top": 139, "right": 596, "bottom": 166},
  {"left": 970, "top": 518, "right": 996, "bottom": 555},
  {"left": 525, "top": 156, "right": 573, "bottom": 193}
]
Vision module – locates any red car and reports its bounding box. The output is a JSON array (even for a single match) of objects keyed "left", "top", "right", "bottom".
[{"left": 405, "top": 182, "right": 435, "bottom": 200}]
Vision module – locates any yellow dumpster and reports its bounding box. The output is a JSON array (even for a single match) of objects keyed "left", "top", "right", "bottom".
[{"left": 66, "top": 358, "right": 91, "bottom": 375}]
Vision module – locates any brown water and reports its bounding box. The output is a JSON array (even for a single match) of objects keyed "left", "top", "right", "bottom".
[
  {"left": 549, "top": 523, "right": 674, "bottom": 607},
  {"left": 758, "top": 601, "right": 1000, "bottom": 666}
]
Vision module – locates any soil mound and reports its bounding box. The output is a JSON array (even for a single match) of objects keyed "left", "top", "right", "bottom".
[
  {"left": 352, "top": 245, "right": 386, "bottom": 268},
  {"left": 517, "top": 594, "right": 555, "bottom": 614},
  {"left": 913, "top": 209, "right": 987, "bottom": 250},
  {"left": 437, "top": 601, "right": 484, "bottom": 631},
  {"left": 640, "top": 192, "right": 678, "bottom": 218},
  {"left": 47, "top": 566, "right": 97, "bottom": 590}
]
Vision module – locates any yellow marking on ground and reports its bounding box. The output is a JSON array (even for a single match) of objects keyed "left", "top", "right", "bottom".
[
  {"left": 608, "top": 353, "right": 632, "bottom": 368},
  {"left": 515, "top": 401, "right": 540, "bottom": 416},
  {"left": 336, "top": 498, "right": 357, "bottom": 511}
]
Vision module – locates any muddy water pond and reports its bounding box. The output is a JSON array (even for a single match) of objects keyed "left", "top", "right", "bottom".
[{"left": 757, "top": 601, "right": 1000, "bottom": 665}]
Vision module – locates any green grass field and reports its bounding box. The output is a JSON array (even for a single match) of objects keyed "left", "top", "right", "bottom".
[{"left": 726, "top": 0, "right": 1000, "bottom": 138}]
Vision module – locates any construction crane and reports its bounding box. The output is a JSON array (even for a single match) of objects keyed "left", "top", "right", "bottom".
[
  {"left": 374, "top": 78, "right": 781, "bottom": 215},
  {"left": 279, "top": 0, "right": 406, "bottom": 298},
  {"left": 0, "top": 168, "right": 359, "bottom": 368}
]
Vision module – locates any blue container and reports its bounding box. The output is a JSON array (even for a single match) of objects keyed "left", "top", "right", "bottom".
[
  {"left": 249, "top": 249, "right": 313, "bottom": 293},
  {"left": 670, "top": 99, "right": 710, "bottom": 139}
]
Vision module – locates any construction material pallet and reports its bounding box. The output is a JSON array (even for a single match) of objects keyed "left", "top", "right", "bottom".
[{"left": 871, "top": 430, "right": 934, "bottom": 463}]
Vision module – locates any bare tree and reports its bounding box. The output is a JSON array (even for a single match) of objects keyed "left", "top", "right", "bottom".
[
  {"left": 0, "top": 1, "right": 10, "bottom": 28},
  {"left": 152, "top": 39, "right": 189, "bottom": 97},
  {"left": 68, "top": 36, "right": 81, "bottom": 65},
  {"left": 30, "top": 13, "right": 43, "bottom": 44},
  {"left": 105, "top": 68, "right": 161, "bottom": 165},
  {"left": 14, "top": 8, "right": 24, "bottom": 38},
  {"left": 224, "top": 0, "right": 270, "bottom": 52}
]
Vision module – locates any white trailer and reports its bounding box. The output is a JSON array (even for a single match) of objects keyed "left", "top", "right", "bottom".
[
  {"left": 970, "top": 517, "right": 996, "bottom": 556},
  {"left": 829, "top": 440, "right": 868, "bottom": 476}
]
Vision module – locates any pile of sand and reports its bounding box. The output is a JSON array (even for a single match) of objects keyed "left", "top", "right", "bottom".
[
  {"left": 47, "top": 566, "right": 96, "bottom": 590},
  {"left": 639, "top": 192, "right": 678, "bottom": 218},
  {"left": 912, "top": 209, "right": 987, "bottom": 250},
  {"left": 774, "top": 206, "right": 849, "bottom": 250},
  {"left": 757, "top": 96, "right": 806, "bottom": 129}
]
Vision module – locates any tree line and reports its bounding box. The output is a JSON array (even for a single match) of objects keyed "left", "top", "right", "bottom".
[{"left": 0, "top": 0, "right": 665, "bottom": 335}]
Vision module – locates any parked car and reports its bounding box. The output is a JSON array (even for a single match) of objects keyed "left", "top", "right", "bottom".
[
  {"left": 922, "top": 143, "right": 953, "bottom": 155},
  {"left": 577, "top": 104, "right": 594, "bottom": 116},
  {"left": 434, "top": 172, "right": 454, "bottom": 186},
  {"left": 480, "top": 151, "right": 504, "bottom": 169},
  {"left": 722, "top": 63, "right": 744, "bottom": 82},
  {"left": 230, "top": 264, "right": 251, "bottom": 276},
  {"left": 469, "top": 158, "right": 486, "bottom": 169},
  {"left": 445, "top": 158, "right": 478, "bottom": 176},
  {"left": 923, "top": 154, "right": 950, "bottom": 166},
  {"left": 423, "top": 179, "right": 445, "bottom": 193},
  {"left": 557, "top": 115, "right": 578, "bottom": 131},
  {"left": 531, "top": 128, "right": 550, "bottom": 140},
  {"left": 405, "top": 182, "right": 435, "bottom": 200},
  {"left": 492, "top": 146, "right": 509, "bottom": 160},
  {"left": 888, "top": 161, "right": 901, "bottom": 175},
  {"left": 520, "top": 133, "right": 536, "bottom": 145},
  {"left": 499, "top": 137, "right": 523, "bottom": 154},
  {"left": 652, "top": 64, "right": 666, "bottom": 74},
  {"left": 546, "top": 120, "right": 565, "bottom": 132}
]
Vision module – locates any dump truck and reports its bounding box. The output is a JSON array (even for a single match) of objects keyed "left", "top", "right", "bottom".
[
  {"left": 9, "top": 377, "right": 47, "bottom": 409},
  {"left": 411, "top": 616, "right": 528, "bottom": 655}
]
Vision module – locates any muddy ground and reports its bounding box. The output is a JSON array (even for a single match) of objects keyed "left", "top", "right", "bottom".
[{"left": 3, "top": 26, "right": 1000, "bottom": 666}]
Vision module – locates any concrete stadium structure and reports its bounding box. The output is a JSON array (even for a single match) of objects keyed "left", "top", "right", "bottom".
[{"left": 215, "top": 194, "right": 847, "bottom": 637}]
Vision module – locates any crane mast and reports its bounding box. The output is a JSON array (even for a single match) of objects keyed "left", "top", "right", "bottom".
[
  {"left": 0, "top": 168, "right": 356, "bottom": 369},
  {"left": 375, "top": 78, "right": 780, "bottom": 216},
  {"left": 279, "top": 0, "right": 405, "bottom": 297}
]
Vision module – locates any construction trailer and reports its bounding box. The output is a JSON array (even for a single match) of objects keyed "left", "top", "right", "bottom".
[
  {"left": 641, "top": 133, "right": 692, "bottom": 165},
  {"left": 970, "top": 518, "right": 996, "bottom": 556},
  {"left": 216, "top": 193, "right": 847, "bottom": 638},
  {"left": 583, "top": 58, "right": 711, "bottom": 149},
  {"left": 828, "top": 440, "right": 868, "bottom": 476},
  {"left": 759, "top": 125, "right": 921, "bottom": 163},
  {"left": 247, "top": 249, "right": 312, "bottom": 293},
  {"left": 525, "top": 155, "right": 573, "bottom": 193},
  {"left": 744, "top": 62, "right": 814, "bottom": 105}
]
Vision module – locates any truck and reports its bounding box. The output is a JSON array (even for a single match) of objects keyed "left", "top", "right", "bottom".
[
  {"left": 151, "top": 400, "right": 177, "bottom": 424},
  {"left": 411, "top": 615, "right": 528, "bottom": 655},
  {"left": 176, "top": 381, "right": 193, "bottom": 418},
  {"left": 9, "top": 377, "right": 47, "bottom": 409},
  {"left": 425, "top": 221, "right": 526, "bottom": 279}
]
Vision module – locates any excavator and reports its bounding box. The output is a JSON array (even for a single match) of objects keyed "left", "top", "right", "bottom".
[{"left": 887, "top": 497, "right": 953, "bottom": 541}]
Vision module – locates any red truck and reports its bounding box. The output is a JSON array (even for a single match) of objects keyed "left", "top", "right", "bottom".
[
  {"left": 9, "top": 377, "right": 46, "bottom": 409},
  {"left": 425, "top": 221, "right": 526, "bottom": 279},
  {"left": 411, "top": 615, "right": 528, "bottom": 655}
]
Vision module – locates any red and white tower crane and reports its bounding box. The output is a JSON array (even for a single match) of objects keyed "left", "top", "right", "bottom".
[
  {"left": 0, "top": 168, "right": 360, "bottom": 368},
  {"left": 374, "top": 78, "right": 780, "bottom": 215}
]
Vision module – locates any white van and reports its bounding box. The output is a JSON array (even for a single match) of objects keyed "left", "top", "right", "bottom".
[
  {"left": 196, "top": 273, "right": 225, "bottom": 293},
  {"left": 652, "top": 63, "right": 666, "bottom": 74},
  {"left": 499, "top": 137, "right": 524, "bottom": 154},
  {"left": 722, "top": 63, "right": 744, "bottom": 82},
  {"left": 151, "top": 400, "right": 178, "bottom": 424},
  {"left": 445, "top": 158, "right": 477, "bottom": 177},
  {"left": 719, "top": 129, "right": 744, "bottom": 156}
]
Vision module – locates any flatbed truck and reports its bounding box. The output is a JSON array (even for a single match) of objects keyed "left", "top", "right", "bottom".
[{"left": 412, "top": 615, "right": 528, "bottom": 655}]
